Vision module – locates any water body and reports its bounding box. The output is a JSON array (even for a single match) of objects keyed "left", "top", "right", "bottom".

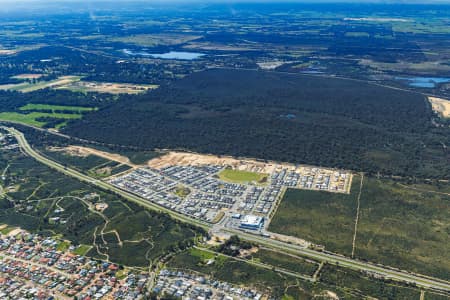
[
  {"left": 122, "top": 49, "right": 205, "bottom": 60},
  {"left": 395, "top": 76, "right": 450, "bottom": 88}
]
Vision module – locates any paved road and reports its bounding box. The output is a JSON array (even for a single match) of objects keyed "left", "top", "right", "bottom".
[
  {"left": 222, "top": 228, "right": 450, "bottom": 292},
  {"left": 4, "top": 127, "right": 209, "bottom": 230},
  {"left": 6, "top": 126, "right": 450, "bottom": 293}
]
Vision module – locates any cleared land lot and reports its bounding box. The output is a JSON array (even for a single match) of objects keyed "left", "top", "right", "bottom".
[
  {"left": 11, "top": 74, "right": 44, "bottom": 80},
  {"left": 48, "top": 145, "right": 134, "bottom": 167},
  {"left": 55, "top": 81, "right": 158, "bottom": 94},
  {"left": 0, "top": 76, "right": 81, "bottom": 92},
  {"left": 0, "top": 74, "right": 155, "bottom": 95},
  {"left": 269, "top": 176, "right": 450, "bottom": 279},
  {"left": 429, "top": 96, "right": 450, "bottom": 118}
]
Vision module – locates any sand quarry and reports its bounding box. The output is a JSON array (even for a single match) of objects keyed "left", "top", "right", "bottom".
[{"left": 429, "top": 96, "right": 450, "bottom": 118}]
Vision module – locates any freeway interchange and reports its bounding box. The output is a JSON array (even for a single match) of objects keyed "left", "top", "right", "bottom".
[{"left": 4, "top": 126, "right": 450, "bottom": 294}]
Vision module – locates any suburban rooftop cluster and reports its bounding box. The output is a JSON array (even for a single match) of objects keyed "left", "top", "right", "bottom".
[
  {"left": 154, "top": 269, "right": 264, "bottom": 300},
  {"left": 0, "top": 231, "right": 150, "bottom": 299},
  {"left": 109, "top": 163, "right": 351, "bottom": 228}
]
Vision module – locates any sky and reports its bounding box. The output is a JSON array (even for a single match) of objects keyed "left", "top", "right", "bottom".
[
  {"left": 0, "top": 0, "right": 450, "bottom": 2},
  {"left": 0, "top": 0, "right": 450, "bottom": 9}
]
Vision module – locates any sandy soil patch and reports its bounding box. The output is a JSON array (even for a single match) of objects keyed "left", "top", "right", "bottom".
[
  {"left": 12, "top": 73, "right": 44, "bottom": 80},
  {"left": 0, "top": 83, "right": 22, "bottom": 90},
  {"left": 44, "top": 76, "right": 81, "bottom": 88},
  {"left": 257, "top": 61, "right": 286, "bottom": 70},
  {"left": 0, "top": 49, "right": 17, "bottom": 55},
  {"left": 238, "top": 246, "right": 259, "bottom": 258},
  {"left": 429, "top": 96, "right": 450, "bottom": 118},
  {"left": 57, "top": 81, "right": 158, "bottom": 94},
  {"left": 269, "top": 232, "right": 311, "bottom": 248},
  {"left": 95, "top": 166, "right": 112, "bottom": 176},
  {"left": 206, "top": 233, "right": 230, "bottom": 246},
  {"left": 148, "top": 151, "right": 280, "bottom": 173},
  {"left": 325, "top": 291, "right": 339, "bottom": 300},
  {"left": 7, "top": 228, "right": 23, "bottom": 237},
  {"left": 48, "top": 146, "right": 90, "bottom": 157},
  {"left": 49, "top": 145, "right": 134, "bottom": 166},
  {"left": 0, "top": 75, "right": 81, "bottom": 92}
]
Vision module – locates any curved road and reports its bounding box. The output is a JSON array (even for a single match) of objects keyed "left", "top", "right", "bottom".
[{"left": 5, "top": 126, "right": 450, "bottom": 294}]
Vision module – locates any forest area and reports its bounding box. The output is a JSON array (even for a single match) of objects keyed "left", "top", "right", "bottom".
[{"left": 63, "top": 69, "right": 450, "bottom": 179}]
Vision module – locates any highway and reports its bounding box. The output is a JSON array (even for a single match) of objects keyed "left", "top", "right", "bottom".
[
  {"left": 4, "top": 127, "right": 210, "bottom": 230},
  {"left": 5, "top": 126, "right": 450, "bottom": 294}
]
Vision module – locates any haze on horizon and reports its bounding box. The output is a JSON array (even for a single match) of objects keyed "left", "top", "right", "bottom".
[{"left": 1, "top": 0, "right": 450, "bottom": 3}]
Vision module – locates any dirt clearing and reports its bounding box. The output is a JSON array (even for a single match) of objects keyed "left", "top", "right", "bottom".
[
  {"left": 49, "top": 145, "right": 135, "bottom": 167},
  {"left": 11, "top": 73, "right": 44, "bottom": 80},
  {"left": 429, "top": 96, "right": 450, "bottom": 118},
  {"left": 56, "top": 81, "right": 158, "bottom": 94},
  {"left": 148, "top": 151, "right": 279, "bottom": 173}
]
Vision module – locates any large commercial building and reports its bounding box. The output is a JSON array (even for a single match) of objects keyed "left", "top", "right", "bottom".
[{"left": 239, "top": 215, "right": 264, "bottom": 230}]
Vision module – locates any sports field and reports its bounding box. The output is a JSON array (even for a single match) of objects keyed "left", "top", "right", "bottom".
[{"left": 218, "top": 169, "right": 268, "bottom": 183}]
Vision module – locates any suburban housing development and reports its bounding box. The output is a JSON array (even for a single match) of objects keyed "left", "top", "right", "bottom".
[{"left": 0, "top": 1, "right": 449, "bottom": 299}]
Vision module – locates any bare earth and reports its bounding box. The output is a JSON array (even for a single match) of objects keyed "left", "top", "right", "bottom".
[
  {"left": 148, "top": 151, "right": 279, "bottom": 173},
  {"left": 56, "top": 81, "right": 159, "bottom": 94},
  {"left": 429, "top": 96, "right": 450, "bottom": 118},
  {"left": 49, "top": 146, "right": 134, "bottom": 167},
  {"left": 257, "top": 61, "right": 286, "bottom": 70},
  {"left": 11, "top": 74, "right": 44, "bottom": 80},
  {"left": 0, "top": 49, "right": 17, "bottom": 55}
]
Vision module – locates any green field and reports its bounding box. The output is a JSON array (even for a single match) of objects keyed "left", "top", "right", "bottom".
[
  {"left": 0, "top": 112, "right": 82, "bottom": 127},
  {"left": 0, "top": 225, "right": 16, "bottom": 235},
  {"left": 269, "top": 175, "right": 450, "bottom": 279},
  {"left": 269, "top": 175, "right": 361, "bottom": 255},
  {"left": 56, "top": 240, "right": 71, "bottom": 252},
  {"left": 72, "top": 244, "right": 92, "bottom": 256},
  {"left": 219, "top": 169, "right": 268, "bottom": 184},
  {"left": 0, "top": 103, "right": 97, "bottom": 128},
  {"left": 20, "top": 103, "right": 96, "bottom": 113}
]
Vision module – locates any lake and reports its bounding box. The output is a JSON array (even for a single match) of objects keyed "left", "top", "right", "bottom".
[
  {"left": 123, "top": 49, "right": 205, "bottom": 60},
  {"left": 395, "top": 76, "right": 450, "bottom": 88}
]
